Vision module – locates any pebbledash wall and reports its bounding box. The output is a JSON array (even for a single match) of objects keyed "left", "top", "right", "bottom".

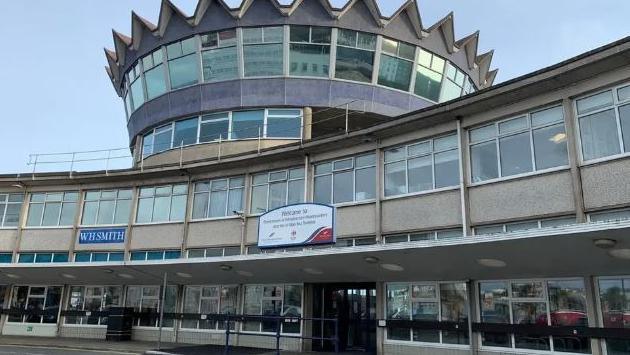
[{"left": 1, "top": 1, "right": 630, "bottom": 355}]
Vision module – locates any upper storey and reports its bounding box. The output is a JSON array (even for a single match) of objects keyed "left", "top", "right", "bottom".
[{"left": 105, "top": 0, "right": 497, "bottom": 146}]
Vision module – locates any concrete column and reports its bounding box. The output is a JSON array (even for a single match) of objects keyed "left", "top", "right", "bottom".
[
  {"left": 375, "top": 281, "right": 385, "bottom": 355},
  {"left": 12, "top": 189, "right": 31, "bottom": 260},
  {"left": 302, "top": 284, "right": 314, "bottom": 352},
  {"left": 67, "top": 189, "right": 85, "bottom": 259},
  {"left": 375, "top": 145, "right": 383, "bottom": 242},
  {"left": 133, "top": 139, "right": 143, "bottom": 168},
  {"left": 562, "top": 98, "right": 587, "bottom": 222},
  {"left": 180, "top": 177, "right": 194, "bottom": 255},
  {"left": 240, "top": 173, "right": 252, "bottom": 254},
  {"left": 468, "top": 280, "right": 480, "bottom": 355},
  {"left": 124, "top": 186, "right": 140, "bottom": 260},
  {"left": 457, "top": 119, "right": 473, "bottom": 236},
  {"left": 0, "top": 285, "right": 12, "bottom": 332},
  {"left": 585, "top": 276, "right": 604, "bottom": 355},
  {"left": 302, "top": 107, "right": 313, "bottom": 141}
]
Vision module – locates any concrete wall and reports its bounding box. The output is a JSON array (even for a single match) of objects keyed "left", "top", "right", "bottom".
[
  {"left": 381, "top": 190, "right": 461, "bottom": 234},
  {"left": 336, "top": 203, "right": 377, "bottom": 237},
  {"left": 130, "top": 223, "right": 184, "bottom": 250},
  {"left": 19, "top": 228, "right": 74, "bottom": 251},
  {"left": 187, "top": 218, "right": 242, "bottom": 247},
  {"left": 383, "top": 343, "right": 470, "bottom": 355},
  {"left": 0, "top": 229, "right": 16, "bottom": 251},
  {"left": 59, "top": 326, "right": 106, "bottom": 340},
  {"left": 581, "top": 158, "right": 630, "bottom": 210}
]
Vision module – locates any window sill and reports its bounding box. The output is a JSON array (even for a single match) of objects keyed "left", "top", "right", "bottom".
[
  {"left": 189, "top": 215, "right": 242, "bottom": 223},
  {"left": 133, "top": 221, "right": 185, "bottom": 227},
  {"left": 62, "top": 324, "right": 107, "bottom": 328},
  {"left": 580, "top": 151, "right": 630, "bottom": 168},
  {"left": 384, "top": 339, "right": 470, "bottom": 350},
  {"left": 479, "top": 345, "right": 576, "bottom": 355},
  {"left": 382, "top": 186, "right": 460, "bottom": 202},
  {"left": 78, "top": 224, "right": 128, "bottom": 229},
  {"left": 468, "top": 165, "right": 570, "bottom": 187},
  {"left": 22, "top": 226, "right": 74, "bottom": 230},
  {"left": 326, "top": 199, "right": 376, "bottom": 209}
]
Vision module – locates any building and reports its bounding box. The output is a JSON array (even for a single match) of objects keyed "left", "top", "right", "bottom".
[{"left": 0, "top": 0, "right": 629, "bottom": 354}]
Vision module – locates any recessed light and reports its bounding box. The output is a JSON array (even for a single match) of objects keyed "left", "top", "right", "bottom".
[
  {"left": 380, "top": 263, "right": 404, "bottom": 272},
  {"left": 594, "top": 239, "right": 617, "bottom": 249},
  {"left": 220, "top": 265, "right": 232, "bottom": 271},
  {"left": 364, "top": 256, "right": 379, "bottom": 264},
  {"left": 302, "top": 268, "right": 323, "bottom": 275},
  {"left": 236, "top": 270, "right": 254, "bottom": 277},
  {"left": 61, "top": 273, "right": 76, "bottom": 279},
  {"left": 609, "top": 249, "right": 630, "bottom": 260},
  {"left": 176, "top": 272, "right": 192, "bottom": 278},
  {"left": 118, "top": 273, "right": 134, "bottom": 279},
  {"left": 103, "top": 269, "right": 114, "bottom": 274},
  {"left": 477, "top": 259, "right": 507, "bottom": 268},
  {"left": 5, "top": 273, "right": 19, "bottom": 279}
]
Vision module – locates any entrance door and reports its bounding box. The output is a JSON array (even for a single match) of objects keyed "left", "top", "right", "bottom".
[{"left": 313, "top": 283, "right": 376, "bottom": 353}]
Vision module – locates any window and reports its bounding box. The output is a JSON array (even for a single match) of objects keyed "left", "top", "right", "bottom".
[
  {"left": 243, "top": 27, "right": 284, "bottom": 77},
  {"left": 173, "top": 117, "right": 199, "bottom": 148},
  {"left": 153, "top": 123, "right": 173, "bottom": 154},
  {"left": 335, "top": 29, "right": 376, "bottom": 83},
  {"left": 589, "top": 208, "right": 630, "bottom": 223},
  {"left": 414, "top": 49, "right": 445, "bottom": 102},
  {"left": 577, "top": 84, "right": 630, "bottom": 161},
  {"left": 136, "top": 184, "right": 188, "bottom": 223},
  {"left": 8, "top": 286, "right": 63, "bottom": 324},
  {"left": 386, "top": 282, "right": 469, "bottom": 345},
  {"left": 192, "top": 177, "right": 244, "bottom": 219},
  {"left": 200, "top": 112, "right": 229, "bottom": 142},
  {"left": 188, "top": 247, "right": 241, "bottom": 258},
  {"left": 242, "top": 284, "right": 302, "bottom": 334},
  {"left": 142, "top": 132, "right": 154, "bottom": 157},
  {"left": 128, "top": 62, "right": 145, "bottom": 111},
  {"left": 332, "top": 236, "right": 377, "bottom": 248},
  {"left": 130, "top": 250, "right": 181, "bottom": 261},
  {"left": 201, "top": 29, "right": 238, "bottom": 82},
  {"left": 384, "top": 229, "right": 463, "bottom": 244},
  {"left": 384, "top": 134, "right": 459, "bottom": 197},
  {"left": 473, "top": 216, "right": 577, "bottom": 236},
  {"left": 65, "top": 286, "right": 122, "bottom": 325},
  {"left": 479, "top": 279, "right": 589, "bottom": 353},
  {"left": 74, "top": 252, "right": 124, "bottom": 263},
  {"left": 18, "top": 252, "right": 68, "bottom": 263},
  {"left": 181, "top": 285, "right": 238, "bottom": 330},
  {"left": 26, "top": 192, "right": 78, "bottom": 227},
  {"left": 232, "top": 110, "right": 264, "bottom": 139},
  {"left": 142, "top": 49, "right": 167, "bottom": 100},
  {"left": 378, "top": 38, "right": 415, "bottom": 91},
  {"left": 0, "top": 193, "right": 23, "bottom": 227},
  {"left": 166, "top": 37, "right": 199, "bottom": 90},
  {"left": 440, "top": 62, "right": 468, "bottom": 102},
  {"left": 81, "top": 189, "right": 132, "bottom": 226},
  {"left": 0, "top": 253, "right": 12, "bottom": 263},
  {"left": 250, "top": 168, "right": 305, "bottom": 213},
  {"left": 469, "top": 106, "right": 568, "bottom": 183},
  {"left": 314, "top": 154, "right": 376, "bottom": 205},
  {"left": 598, "top": 277, "right": 630, "bottom": 355},
  {"left": 266, "top": 109, "right": 302, "bottom": 138},
  {"left": 126, "top": 285, "right": 178, "bottom": 327},
  {"left": 289, "top": 26, "right": 331, "bottom": 78}
]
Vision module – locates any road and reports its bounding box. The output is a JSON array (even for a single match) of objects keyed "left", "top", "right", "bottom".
[{"left": 0, "top": 345, "right": 136, "bottom": 355}]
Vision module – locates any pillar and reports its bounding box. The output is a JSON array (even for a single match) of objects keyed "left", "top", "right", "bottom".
[{"left": 302, "top": 107, "right": 313, "bottom": 141}]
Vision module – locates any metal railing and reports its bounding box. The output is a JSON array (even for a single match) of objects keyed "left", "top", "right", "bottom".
[{"left": 25, "top": 100, "right": 373, "bottom": 177}]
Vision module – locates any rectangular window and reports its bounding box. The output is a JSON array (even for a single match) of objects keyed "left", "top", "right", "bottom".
[
  {"left": 201, "top": 29, "right": 238, "bottom": 82},
  {"left": 266, "top": 109, "right": 302, "bottom": 138},
  {"left": 136, "top": 184, "right": 188, "bottom": 223},
  {"left": 153, "top": 123, "right": 174, "bottom": 154},
  {"left": 314, "top": 153, "right": 376, "bottom": 204},
  {"left": 335, "top": 29, "right": 376, "bottom": 83},
  {"left": 242, "top": 284, "right": 302, "bottom": 334},
  {"left": 243, "top": 27, "right": 284, "bottom": 77},
  {"left": 250, "top": 168, "right": 305, "bottom": 213},
  {"left": 384, "top": 229, "right": 463, "bottom": 244},
  {"left": 386, "top": 282, "right": 468, "bottom": 344},
  {"left": 289, "top": 26, "right": 331, "bottom": 78},
  {"left": 26, "top": 191, "right": 78, "bottom": 227},
  {"left": 588, "top": 208, "right": 630, "bottom": 223},
  {"left": 469, "top": 106, "right": 568, "bottom": 183},
  {"left": 167, "top": 37, "right": 199, "bottom": 90},
  {"left": 128, "top": 62, "right": 145, "bottom": 111},
  {"left": 173, "top": 117, "right": 198, "bottom": 148},
  {"left": 414, "top": 49, "right": 445, "bottom": 102},
  {"left": 65, "top": 286, "right": 122, "bottom": 326},
  {"left": 142, "top": 49, "right": 167, "bottom": 100},
  {"left": 384, "top": 134, "right": 459, "bottom": 197},
  {"left": 181, "top": 285, "right": 238, "bottom": 330},
  {"left": 479, "top": 279, "right": 589, "bottom": 352},
  {"left": 18, "top": 252, "right": 69, "bottom": 263},
  {"left": 378, "top": 38, "right": 415, "bottom": 91},
  {"left": 473, "top": 216, "right": 576, "bottom": 235},
  {"left": 187, "top": 247, "right": 241, "bottom": 258},
  {"left": 125, "top": 285, "right": 177, "bottom": 327},
  {"left": 192, "top": 176, "right": 244, "bottom": 219},
  {"left": 200, "top": 112, "right": 229, "bottom": 142},
  {"left": 130, "top": 250, "right": 181, "bottom": 261},
  {"left": 74, "top": 252, "right": 124, "bottom": 262},
  {"left": 8, "top": 286, "right": 63, "bottom": 324},
  {"left": 0, "top": 253, "right": 12, "bottom": 263},
  {"left": 440, "top": 62, "right": 467, "bottom": 102},
  {"left": 232, "top": 110, "right": 264, "bottom": 139},
  {"left": 0, "top": 193, "right": 24, "bottom": 227},
  {"left": 577, "top": 84, "right": 630, "bottom": 161},
  {"left": 598, "top": 277, "right": 630, "bottom": 354},
  {"left": 81, "top": 189, "right": 132, "bottom": 226}
]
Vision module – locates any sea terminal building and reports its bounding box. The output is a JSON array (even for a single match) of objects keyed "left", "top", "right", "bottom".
[{"left": 0, "top": 0, "right": 630, "bottom": 354}]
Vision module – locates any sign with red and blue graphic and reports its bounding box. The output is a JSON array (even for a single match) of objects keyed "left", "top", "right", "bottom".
[{"left": 257, "top": 203, "right": 335, "bottom": 249}]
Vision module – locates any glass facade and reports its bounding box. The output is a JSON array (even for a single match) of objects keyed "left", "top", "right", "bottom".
[
  {"left": 243, "top": 27, "right": 284, "bottom": 77},
  {"left": 181, "top": 285, "right": 238, "bottom": 330},
  {"left": 599, "top": 277, "right": 630, "bottom": 355},
  {"left": 201, "top": 29, "right": 238, "bottom": 82},
  {"left": 125, "top": 285, "right": 178, "bottom": 327},
  {"left": 335, "top": 29, "right": 376, "bottom": 83},
  {"left": 250, "top": 168, "right": 305, "bottom": 213},
  {"left": 166, "top": 37, "right": 199, "bottom": 90},
  {"left": 242, "top": 284, "right": 303, "bottom": 334},
  {"left": 289, "top": 26, "right": 331, "bottom": 77},
  {"left": 65, "top": 286, "right": 122, "bottom": 325},
  {"left": 8, "top": 286, "right": 63, "bottom": 324},
  {"left": 313, "top": 153, "right": 376, "bottom": 205},
  {"left": 136, "top": 184, "right": 188, "bottom": 223},
  {"left": 26, "top": 191, "right": 79, "bottom": 227},
  {"left": 378, "top": 38, "right": 415, "bottom": 91},
  {"left": 192, "top": 176, "right": 244, "bottom": 219},
  {"left": 81, "top": 189, "right": 132, "bottom": 226}
]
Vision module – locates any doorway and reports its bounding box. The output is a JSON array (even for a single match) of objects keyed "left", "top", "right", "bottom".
[{"left": 312, "top": 283, "right": 377, "bottom": 353}]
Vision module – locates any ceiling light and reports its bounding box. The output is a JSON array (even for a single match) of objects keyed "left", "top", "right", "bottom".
[
  {"left": 220, "top": 265, "right": 232, "bottom": 271},
  {"left": 302, "top": 268, "right": 324, "bottom": 275},
  {"left": 236, "top": 270, "right": 253, "bottom": 277},
  {"left": 176, "top": 272, "right": 192, "bottom": 278},
  {"left": 5, "top": 274, "right": 20, "bottom": 279},
  {"left": 609, "top": 249, "right": 630, "bottom": 260},
  {"left": 364, "top": 256, "right": 379, "bottom": 264},
  {"left": 118, "top": 273, "right": 134, "bottom": 279},
  {"left": 594, "top": 239, "right": 617, "bottom": 249},
  {"left": 477, "top": 259, "right": 507, "bottom": 268},
  {"left": 61, "top": 273, "right": 76, "bottom": 279},
  {"left": 550, "top": 133, "right": 567, "bottom": 144},
  {"left": 103, "top": 269, "right": 114, "bottom": 274},
  {"left": 380, "top": 263, "right": 404, "bottom": 272}
]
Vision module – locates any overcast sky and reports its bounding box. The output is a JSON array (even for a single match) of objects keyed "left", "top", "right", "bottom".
[{"left": 0, "top": 0, "right": 628, "bottom": 174}]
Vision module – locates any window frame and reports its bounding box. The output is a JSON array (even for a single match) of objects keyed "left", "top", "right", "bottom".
[
  {"left": 473, "top": 216, "right": 577, "bottom": 236},
  {"left": 191, "top": 176, "right": 245, "bottom": 221},
  {"left": 135, "top": 184, "right": 189, "bottom": 224},
  {"left": 17, "top": 252, "right": 69, "bottom": 264},
  {"left": 125, "top": 285, "right": 178, "bottom": 328},
  {"left": 249, "top": 167, "right": 305, "bottom": 214},
  {"left": 0, "top": 193, "right": 24, "bottom": 228},
  {"left": 288, "top": 25, "right": 332, "bottom": 79},
  {"left": 383, "top": 229, "right": 464, "bottom": 244},
  {"left": 180, "top": 284, "right": 239, "bottom": 331},
  {"left": 313, "top": 153, "right": 377, "bottom": 206},
  {"left": 200, "top": 28, "right": 239, "bottom": 83},
  {"left": 240, "top": 284, "right": 304, "bottom": 335},
  {"left": 242, "top": 26, "right": 286, "bottom": 78},
  {"left": 73, "top": 251, "right": 125, "bottom": 263},
  {"left": 8, "top": 285, "right": 64, "bottom": 324},
  {"left": 595, "top": 275, "right": 630, "bottom": 355},
  {"left": 25, "top": 191, "right": 79, "bottom": 228},
  {"left": 166, "top": 36, "right": 201, "bottom": 90},
  {"left": 80, "top": 189, "right": 133, "bottom": 227},
  {"left": 64, "top": 285, "right": 123, "bottom": 326},
  {"left": 129, "top": 250, "right": 181, "bottom": 261}
]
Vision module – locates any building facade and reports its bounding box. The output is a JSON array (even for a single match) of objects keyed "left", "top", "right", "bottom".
[{"left": 1, "top": 0, "right": 630, "bottom": 354}]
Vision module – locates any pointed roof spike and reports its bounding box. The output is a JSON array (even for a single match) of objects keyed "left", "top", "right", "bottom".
[
  {"left": 455, "top": 31, "right": 479, "bottom": 70},
  {"left": 131, "top": 12, "right": 158, "bottom": 50},
  {"left": 338, "top": 0, "right": 384, "bottom": 28},
  {"left": 485, "top": 68, "right": 499, "bottom": 87},
  {"left": 112, "top": 30, "right": 131, "bottom": 67},
  {"left": 104, "top": 48, "right": 120, "bottom": 83},
  {"left": 192, "top": 0, "right": 236, "bottom": 26},
  {"left": 104, "top": 48, "right": 117, "bottom": 62},
  {"left": 383, "top": 0, "right": 423, "bottom": 38},
  {"left": 239, "top": 0, "right": 285, "bottom": 19},
  {"left": 284, "top": 0, "right": 336, "bottom": 18},
  {"left": 157, "top": 0, "right": 193, "bottom": 37},
  {"left": 427, "top": 12, "right": 455, "bottom": 53},
  {"left": 476, "top": 50, "right": 494, "bottom": 86}
]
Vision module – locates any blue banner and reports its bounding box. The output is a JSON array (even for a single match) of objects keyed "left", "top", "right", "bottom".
[{"left": 78, "top": 228, "right": 126, "bottom": 244}]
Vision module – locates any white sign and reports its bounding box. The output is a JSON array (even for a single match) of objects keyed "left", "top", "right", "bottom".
[{"left": 258, "top": 204, "right": 335, "bottom": 248}]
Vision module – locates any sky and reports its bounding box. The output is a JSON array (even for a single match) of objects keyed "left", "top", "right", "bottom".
[{"left": 0, "top": 0, "right": 628, "bottom": 174}]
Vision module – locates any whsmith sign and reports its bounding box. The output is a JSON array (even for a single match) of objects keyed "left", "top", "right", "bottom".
[
  {"left": 258, "top": 203, "right": 335, "bottom": 249},
  {"left": 78, "top": 228, "right": 126, "bottom": 244}
]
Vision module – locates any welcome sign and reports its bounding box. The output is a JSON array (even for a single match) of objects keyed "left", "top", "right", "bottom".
[
  {"left": 258, "top": 204, "right": 335, "bottom": 249},
  {"left": 78, "top": 228, "right": 126, "bottom": 244}
]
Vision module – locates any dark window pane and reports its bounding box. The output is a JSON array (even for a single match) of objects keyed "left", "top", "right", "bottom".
[
  {"left": 169, "top": 54, "right": 199, "bottom": 89},
  {"left": 335, "top": 47, "right": 374, "bottom": 83},
  {"left": 619, "top": 104, "right": 630, "bottom": 152},
  {"left": 414, "top": 66, "right": 442, "bottom": 102},
  {"left": 533, "top": 123, "right": 569, "bottom": 170},
  {"left": 289, "top": 44, "right": 330, "bottom": 78},
  {"left": 434, "top": 150, "right": 459, "bottom": 188},
  {"left": 579, "top": 109, "right": 621, "bottom": 160},
  {"left": 173, "top": 118, "right": 198, "bottom": 147},
  {"left": 232, "top": 111, "right": 264, "bottom": 139},
  {"left": 243, "top": 44, "right": 283, "bottom": 77},
  {"left": 471, "top": 141, "right": 498, "bottom": 182},
  {"left": 378, "top": 55, "right": 413, "bottom": 91},
  {"left": 499, "top": 132, "right": 533, "bottom": 177},
  {"left": 202, "top": 46, "right": 238, "bottom": 82}
]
